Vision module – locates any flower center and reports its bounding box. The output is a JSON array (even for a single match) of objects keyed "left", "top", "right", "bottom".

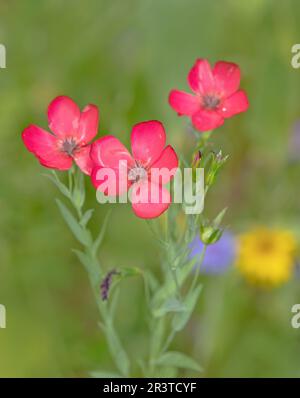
[
  {"left": 203, "top": 94, "right": 220, "bottom": 110},
  {"left": 128, "top": 164, "right": 148, "bottom": 183},
  {"left": 257, "top": 238, "right": 275, "bottom": 254},
  {"left": 61, "top": 138, "right": 78, "bottom": 156}
]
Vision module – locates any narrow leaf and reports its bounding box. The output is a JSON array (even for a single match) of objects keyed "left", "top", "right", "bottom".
[
  {"left": 213, "top": 207, "right": 227, "bottom": 227},
  {"left": 44, "top": 172, "right": 70, "bottom": 199},
  {"left": 56, "top": 199, "right": 90, "bottom": 246},
  {"left": 156, "top": 351, "right": 202, "bottom": 372},
  {"left": 73, "top": 169, "right": 85, "bottom": 209},
  {"left": 80, "top": 209, "right": 94, "bottom": 227},
  {"left": 150, "top": 318, "right": 165, "bottom": 359},
  {"left": 93, "top": 209, "right": 112, "bottom": 255},
  {"left": 105, "top": 320, "right": 130, "bottom": 377},
  {"left": 109, "top": 286, "right": 120, "bottom": 319},
  {"left": 144, "top": 270, "right": 159, "bottom": 292},
  {"left": 153, "top": 298, "right": 186, "bottom": 318},
  {"left": 151, "top": 256, "right": 197, "bottom": 310},
  {"left": 121, "top": 266, "right": 142, "bottom": 278},
  {"left": 72, "top": 249, "right": 90, "bottom": 270},
  {"left": 172, "top": 285, "right": 202, "bottom": 332}
]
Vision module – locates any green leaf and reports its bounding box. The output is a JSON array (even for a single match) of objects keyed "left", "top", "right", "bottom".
[
  {"left": 213, "top": 207, "right": 227, "bottom": 227},
  {"left": 89, "top": 370, "right": 121, "bottom": 378},
  {"left": 145, "top": 219, "right": 168, "bottom": 248},
  {"left": 172, "top": 285, "right": 202, "bottom": 332},
  {"left": 105, "top": 319, "right": 130, "bottom": 377},
  {"left": 153, "top": 297, "right": 186, "bottom": 318},
  {"left": 93, "top": 209, "right": 112, "bottom": 255},
  {"left": 150, "top": 318, "right": 165, "bottom": 359},
  {"left": 121, "top": 266, "right": 142, "bottom": 278},
  {"left": 56, "top": 199, "right": 90, "bottom": 246},
  {"left": 80, "top": 209, "right": 94, "bottom": 227},
  {"left": 137, "top": 359, "right": 147, "bottom": 376},
  {"left": 72, "top": 249, "right": 90, "bottom": 270},
  {"left": 44, "top": 171, "right": 70, "bottom": 199},
  {"left": 144, "top": 270, "right": 159, "bottom": 293},
  {"left": 151, "top": 256, "right": 197, "bottom": 311},
  {"left": 109, "top": 285, "right": 120, "bottom": 319},
  {"left": 72, "top": 169, "right": 85, "bottom": 209},
  {"left": 141, "top": 271, "right": 157, "bottom": 308},
  {"left": 156, "top": 351, "right": 202, "bottom": 373}
]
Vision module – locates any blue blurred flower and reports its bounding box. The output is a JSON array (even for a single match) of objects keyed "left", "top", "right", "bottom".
[{"left": 189, "top": 231, "right": 236, "bottom": 274}]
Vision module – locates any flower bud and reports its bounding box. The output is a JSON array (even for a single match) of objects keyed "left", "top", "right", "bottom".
[
  {"left": 199, "top": 208, "right": 227, "bottom": 245},
  {"left": 200, "top": 224, "right": 223, "bottom": 245},
  {"left": 192, "top": 150, "right": 202, "bottom": 182},
  {"left": 206, "top": 150, "right": 228, "bottom": 187},
  {"left": 192, "top": 150, "right": 202, "bottom": 168}
]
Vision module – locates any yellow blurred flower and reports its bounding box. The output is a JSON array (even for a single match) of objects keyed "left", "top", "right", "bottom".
[{"left": 237, "top": 228, "right": 297, "bottom": 287}]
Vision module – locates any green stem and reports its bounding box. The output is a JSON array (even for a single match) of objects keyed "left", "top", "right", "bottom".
[
  {"left": 160, "top": 328, "right": 176, "bottom": 354},
  {"left": 190, "top": 244, "right": 207, "bottom": 293},
  {"left": 161, "top": 244, "right": 207, "bottom": 357},
  {"left": 170, "top": 265, "right": 181, "bottom": 300},
  {"left": 196, "top": 130, "right": 213, "bottom": 150},
  {"left": 55, "top": 169, "right": 129, "bottom": 376}
]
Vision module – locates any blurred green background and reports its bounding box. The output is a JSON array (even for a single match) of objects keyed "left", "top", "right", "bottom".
[{"left": 1, "top": 0, "right": 300, "bottom": 377}]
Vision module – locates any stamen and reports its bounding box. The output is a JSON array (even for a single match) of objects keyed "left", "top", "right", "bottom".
[
  {"left": 62, "top": 138, "right": 78, "bottom": 155},
  {"left": 203, "top": 94, "right": 220, "bottom": 110},
  {"left": 128, "top": 165, "right": 147, "bottom": 183}
]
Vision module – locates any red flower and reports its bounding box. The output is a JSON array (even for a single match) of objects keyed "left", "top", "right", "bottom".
[
  {"left": 90, "top": 121, "right": 178, "bottom": 219},
  {"left": 22, "top": 96, "right": 99, "bottom": 175},
  {"left": 169, "top": 59, "right": 249, "bottom": 132}
]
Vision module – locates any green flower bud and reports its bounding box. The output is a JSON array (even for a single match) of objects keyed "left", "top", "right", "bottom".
[
  {"left": 206, "top": 150, "right": 228, "bottom": 188},
  {"left": 200, "top": 224, "right": 223, "bottom": 245},
  {"left": 199, "top": 207, "right": 227, "bottom": 245}
]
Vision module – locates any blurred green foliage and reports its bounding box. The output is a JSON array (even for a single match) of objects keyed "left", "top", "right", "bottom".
[{"left": 1, "top": 0, "right": 300, "bottom": 377}]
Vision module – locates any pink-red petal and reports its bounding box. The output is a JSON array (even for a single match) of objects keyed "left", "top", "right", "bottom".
[
  {"left": 48, "top": 96, "right": 81, "bottom": 139},
  {"left": 213, "top": 61, "right": 241, "bottom": 97},
  {"left": 78, "top": 104, "right": 99, "bottom": 143},
  {"left": 90, "top": 135, "right": 134, "bottom": 169},
  {"left": 168, "top": 90, "right": 200, "bottom": 116},
  {"left": 218, "top": 90, "right": 249, "bottom": 118},
  {"left": 188, "top": 59, "right": 215, "bottom": 95},
  {"left": 131, "top": 120, "right": 166, "bottom": 167},
  {"left": 73, "top": 145, "right": 93, "bottom": 175},
  {"left": 150, "top": 145, "right": 178, "bottom": 185},
  {"left": 192, "top": 110, "right": 224, "bottom": 132},
  {"left": 22, "top": 124, "right": 72, "bottom": 170},
  {"left": 130, "top": 180, "right": 171, "bottom": 219}
]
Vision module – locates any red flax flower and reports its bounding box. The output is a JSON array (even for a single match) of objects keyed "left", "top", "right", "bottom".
[
  {"left": 169, "top": 59, "right": 249, "bottom": 132},
  {"left": 22, "top": 96, "right": 99, "bottom": 175},
  {"left": 90, "top": 121, "right": 178, "bottom": 219}
]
